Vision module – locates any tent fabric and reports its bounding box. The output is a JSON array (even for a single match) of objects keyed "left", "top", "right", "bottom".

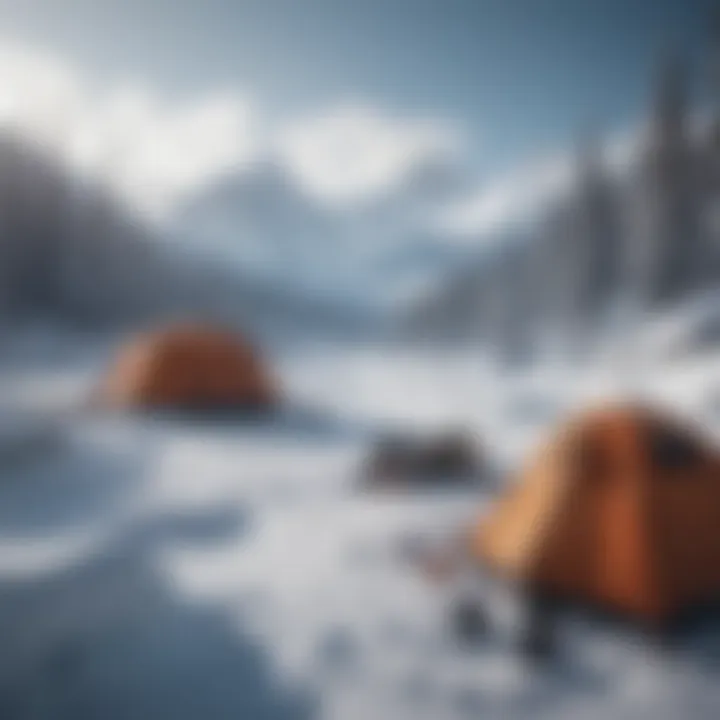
[
  {"left": 98, "top": 323, "right": 276, "bottom": 410},
  {"left": 472, "top": 404, "right": 720, "bottom": 626}
]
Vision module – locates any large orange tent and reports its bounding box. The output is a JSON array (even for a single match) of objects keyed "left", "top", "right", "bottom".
[
  {"left": 97, "top": 323, "right": 277, "bottom": 410},
  {"left": 471, "top": 404, "right": 720, "bottom": 627}
]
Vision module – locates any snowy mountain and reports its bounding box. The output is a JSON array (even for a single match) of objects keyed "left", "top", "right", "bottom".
[
  {"left": 0, "top": 130, "right": 377, "bottom": 343},
  {"left": 171, "top": 152, "right": 471, "bottom": 313}
]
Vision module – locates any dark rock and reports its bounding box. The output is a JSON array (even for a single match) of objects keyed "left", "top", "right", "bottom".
[{"left": 362, "top": 431, "right": 481, "bottom": 488}]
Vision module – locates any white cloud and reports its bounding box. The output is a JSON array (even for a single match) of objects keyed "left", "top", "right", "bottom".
[
  {"left": 68, "top": 88, "right": 259, "bottom": 219},
  {"left": 0, "top": 42, "right": 85, "bottom": 142},
  {"left": 276, "top": 104, "right": 464, "bottom": 206},
  {"left": 0, "top": 41, "right": 465, "bottom": 223},
  {"left": 0, "top": 41, "right": 260, "bottom": 221}
]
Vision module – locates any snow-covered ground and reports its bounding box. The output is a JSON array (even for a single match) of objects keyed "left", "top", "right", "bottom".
[{"left": 1, "top": 331, "right": 720, "bottom": 719}]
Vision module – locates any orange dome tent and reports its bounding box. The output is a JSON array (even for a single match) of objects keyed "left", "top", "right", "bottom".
[
  {"left": 98, "top": 323, "right": 277, "bottom": 410},
  {"left": 472, "top": 404, "right": 720, "bottom": 627}
]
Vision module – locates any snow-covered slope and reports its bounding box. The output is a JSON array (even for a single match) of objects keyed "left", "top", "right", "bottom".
[{"left": 1, "top": 336, "right": 720, "bottom": 719}]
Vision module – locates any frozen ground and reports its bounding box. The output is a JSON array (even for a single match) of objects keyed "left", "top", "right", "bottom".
[{"left": 1, "top": 331, "right": 720, "bottom": 719}]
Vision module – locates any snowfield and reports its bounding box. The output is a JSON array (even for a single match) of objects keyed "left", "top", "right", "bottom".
[{"left": 1, "top": 332, "right": 720, "bottom": 719}]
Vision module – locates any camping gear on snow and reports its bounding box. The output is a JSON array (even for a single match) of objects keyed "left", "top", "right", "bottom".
[
  {"left": 471, "top": 403, "right": 720, "bottom": 629},
  {"left": 96, "top": 323, "right": 277, "bottom": 410},
  {"left": 362, "top": 431, "right": 482, "bottom": 488},
  {"left": 517, "top": 592, "right": 557, "bottom": 660},
  {"left": 450, "top": 596, "right": 488, "bottom": 643}
]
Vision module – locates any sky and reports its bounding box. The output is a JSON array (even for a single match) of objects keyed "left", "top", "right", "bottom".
[
  {"left": 0, "top": 0, "right": 716, "bottom": 170},
  {"left": 0, "top": 0, "right": 716, "bottom": 300}
]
